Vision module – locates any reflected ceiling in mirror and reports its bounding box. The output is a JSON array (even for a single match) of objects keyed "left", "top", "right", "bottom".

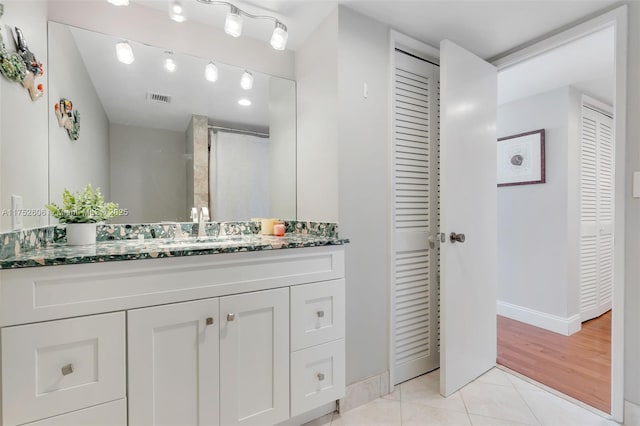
[
  {"left": 69, "top": 26, "right": 270, "bottom": 133},
  {"left": 48, "top": 21, "right": 296, "bottom": 224}
]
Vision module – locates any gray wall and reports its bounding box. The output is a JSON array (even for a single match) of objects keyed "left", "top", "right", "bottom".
[
  {"left": 625, "top": 1, "right": 640, "bottom": 408},
  {"left": 295, "top": 9, "right": 339, "bottom": 222},
  {"left": 296, "top": 6, "right": 391, "bottom": 385},
  {"left": 48, "top": 22, "right": 110, "bottom": 207},
  {"left": 337, "top": 6, "right": 391, "bottom": 385},
  {"left": 497, "top": 87, "right": 571, "bottom": 318},
  {"left": 110, "top": 124, "right": 187, "bottom": 223},
  {"left": 0, "top": 1, "right": 49, "bottom": 231}
]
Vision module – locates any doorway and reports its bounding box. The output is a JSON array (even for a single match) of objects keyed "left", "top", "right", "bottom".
[
  {"left": 388, "top": 5, "right": 627, "bottom": 422},
  {"left": 494, "top": 24, "right": 617, "bottom": 415}
]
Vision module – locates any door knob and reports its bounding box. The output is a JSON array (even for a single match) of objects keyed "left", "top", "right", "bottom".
[
  {"left": 450, "top": 232, "right": 466, "bottom": 243},
  {"left": 227, "top": 313, "right": 235, "bottom": 321},
  {"left": 206, "top": 317, "right": 214, "bottom": 326}
]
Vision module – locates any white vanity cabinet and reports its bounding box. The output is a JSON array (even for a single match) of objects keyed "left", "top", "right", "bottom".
[
  {"left": 128, "top": 298, "right": 220, "bottom": 426},
  {"left": 128, "top": 288, "right": 290, "bottom": 426},
  {"left": 0, "top": 245, "right": 345, "bottom": 426}
]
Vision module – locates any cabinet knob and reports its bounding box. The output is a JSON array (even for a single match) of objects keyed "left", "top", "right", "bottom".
[
  {"left": 227, "top": 313, "right": 236, "bottom": 322},
  {"left": 317, "top": 373, "right": 325, "bottom": 381},
  {"left": 317, "top": 310, "right": 325, "bottom": 318},
  {"left": 206, "top": 317, "right": 214, "bottom": 326},
  {"left": 61, "top": 364, "right": 74, "bottom": 376}
]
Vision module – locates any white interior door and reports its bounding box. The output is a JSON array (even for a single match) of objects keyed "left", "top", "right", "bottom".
[
  {"left": 580, "top": 104, "right": 614, "bottom": 321},
  {"left": 392, "top": 50, "right": 440, "bottom": 385},
  {"left": 439, "top": 40, "right": 497, "bottom": 396}
]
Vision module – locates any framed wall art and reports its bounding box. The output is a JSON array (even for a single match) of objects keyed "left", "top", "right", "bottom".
[{"left": 497, "top": 129, "right": 545, "bottom": 187}]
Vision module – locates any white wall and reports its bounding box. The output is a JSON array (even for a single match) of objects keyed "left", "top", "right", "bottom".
[
  {"left": 295, "top": 9, "right": 339, "bottom": 222},
  {"left": 497, "top": 87, "right": 571, "bottom": 318},
  {"left": 47, "top": 1, "right": 294, "bottom": 80},
  {"left": 337, "top": 6, "right": 390, "bottom": 385},
  {"left": 0, "top": 1, "right": 49, "bottom": 231},
  {"left": 110, "top": 124, "right": 187, "bottom": 223},
  {"left": 625, "top": 1, "right": 640, "bottom": 408},
  {"left": 48, "top": 22, "right": 110, "bottom": 205},
  {"left": 268, "top": 78, "right": 297, "bottom": 219}
]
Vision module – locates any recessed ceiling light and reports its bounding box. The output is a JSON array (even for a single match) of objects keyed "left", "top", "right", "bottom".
[
  {"left": 238, "top": 99, "right": 252, "bottom": 106},
  {"left": 107, "top": 0, "right": 129, "bottom": 5}
]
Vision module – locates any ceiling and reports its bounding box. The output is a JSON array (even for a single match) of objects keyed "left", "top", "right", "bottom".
[
  {"left": 497, "top": 26, "right": 614, "bottom": 105},
  {"left": 134, "top": 0, "right": 618, "bottom": 60},
  {"left": 105, "top": 1, "right": 618, "bottom": 127},
  {"left": 67, "top": 24, "right": 273, "bottom": 133}
]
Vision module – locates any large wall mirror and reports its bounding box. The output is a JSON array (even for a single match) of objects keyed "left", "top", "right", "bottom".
[{"left": 47, "top": 21, "right": 296, "bottom": 224}]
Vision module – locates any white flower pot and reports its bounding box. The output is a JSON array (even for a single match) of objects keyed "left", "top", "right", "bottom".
[{"left": 66, "top": 223, "right": 96, "bottom": 246}]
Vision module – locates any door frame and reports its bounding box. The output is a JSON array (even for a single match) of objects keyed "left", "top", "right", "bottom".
[
  {"left": 492, "top": 6, "right": 627, "bottom": 421},
  {"left": 386, "top": 5, "right": 627, "bottom": 422}
]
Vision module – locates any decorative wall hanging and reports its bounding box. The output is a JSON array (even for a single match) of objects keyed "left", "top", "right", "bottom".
[
  {"left": 14, "top": 27, "right": 44, "bottom": 101},
  {"left": 54, "top": 98, "right": 81, "bottom": 141},
  {"left": 497, "top": 129, "right": 545, "bottom": 187},
  {"left": 0, "top": 23, "right": 44, "bottom": 101}
]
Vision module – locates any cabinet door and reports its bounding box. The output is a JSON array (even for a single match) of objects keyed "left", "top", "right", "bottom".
[
  {"left": 128, "top": 299, "right": 219, "bottom": 426},
  {"left": 220, "top": 288, "right": 289, "bottom": 426}
]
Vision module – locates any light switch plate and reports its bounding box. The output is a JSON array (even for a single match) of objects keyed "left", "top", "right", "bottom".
[{"left": 634, "top": 172, "right": 640, "bottom": 198}]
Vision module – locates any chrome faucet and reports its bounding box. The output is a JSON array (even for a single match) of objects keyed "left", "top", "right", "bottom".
[{"left": 198, "top": 207, "right": 210, "bottom": 238}]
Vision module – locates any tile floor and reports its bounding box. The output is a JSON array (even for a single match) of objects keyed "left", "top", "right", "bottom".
[{"left": 305, "top": 368, "right": 618, "bottom": 426}]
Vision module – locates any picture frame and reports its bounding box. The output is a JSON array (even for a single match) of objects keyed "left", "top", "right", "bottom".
[{"left": 497, "top": 129, "right": 545, "bottom": 187}]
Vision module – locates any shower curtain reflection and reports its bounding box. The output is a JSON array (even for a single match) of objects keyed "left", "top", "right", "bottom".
[{"left": 209, "top": 130, "right": 270, "bottom": 221}]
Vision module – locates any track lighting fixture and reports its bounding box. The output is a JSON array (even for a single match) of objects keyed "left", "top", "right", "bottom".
[
  {"left": 115, "top": 41, "right": 134, "bottom": 64},
  {"left": 270, "top": 21, "right": 288, "bottom": 51},
  {"left": 197, "top": 0, "right": 289, "bottom": 50},
  {"left": 169, "top": 0, "right": 187, "bottom": 23},
  {"left": 205, "top": 61, "right": 219, "bottom": 82},
  {"left": 240, "top": 71, "right": 253, "bottom": 90},
  {"left": 164, "top": 51, "right": 176, "bottom": 72},
  {"left": 224, "top": 6, "right": 243, "bottom": 37}
]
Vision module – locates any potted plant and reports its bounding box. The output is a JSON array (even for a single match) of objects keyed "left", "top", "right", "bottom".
[{"left": 46, "top": 184, "right": 122, "bottom": 245}]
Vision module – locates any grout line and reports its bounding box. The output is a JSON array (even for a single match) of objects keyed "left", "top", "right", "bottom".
[{"left": 503, "top": 371, "right": 545, "bottom": 426}]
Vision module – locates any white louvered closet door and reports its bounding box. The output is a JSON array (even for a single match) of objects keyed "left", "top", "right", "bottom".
[
  {"left": 392, "top": 50, "right": 440, "bottom": 385},
  {"left": 580, "top": 105, "right": 614, "bottom": 322}
]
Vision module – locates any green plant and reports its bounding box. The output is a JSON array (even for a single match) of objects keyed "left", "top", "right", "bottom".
[{"left": 46, "top": 184, "right": 122, "bottom": 224}]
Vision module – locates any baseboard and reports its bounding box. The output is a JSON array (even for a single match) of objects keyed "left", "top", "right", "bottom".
[
  {"left": 278, "top": 402, "right": 335, "bottom": 426},
  {"left": 338, "top": 370, "right": 390, "bottom": 413},
  {"left": 497, "top": 300, "right": 582, "bottom": 336},
  {"left": 625, "top": 400, "right": 640, "bottom": 426}
]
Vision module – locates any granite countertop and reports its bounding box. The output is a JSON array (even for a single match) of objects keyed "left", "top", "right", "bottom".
[{"left": 0, "top": 233, "right": 349, "bottom": 270}]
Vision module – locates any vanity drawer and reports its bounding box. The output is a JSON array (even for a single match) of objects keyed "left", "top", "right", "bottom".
[
  {"left": 1, "top": 312, "right": 126, "bottom": 426},
  {"left": 291, "top": 279, "right": 345, "bottom": 350},
  {"left": 23, "top": 399, "right": 126, "bottom": 426},
  {"left": 291, "top": 339, "right": 345, "bottom": 417}
]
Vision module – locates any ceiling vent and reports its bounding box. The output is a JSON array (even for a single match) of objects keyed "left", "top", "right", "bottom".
[{"left": 146, "top": 92, "right": 172, "bottom": 104}]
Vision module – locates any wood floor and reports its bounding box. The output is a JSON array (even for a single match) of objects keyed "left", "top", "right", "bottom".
[{"left": 497, "top": 311, "right": 611, "bottom": 413}]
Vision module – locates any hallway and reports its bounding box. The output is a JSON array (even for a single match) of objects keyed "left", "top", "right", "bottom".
[{"left": 497, "top": 311, "right": 611, "bottom": 413}]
